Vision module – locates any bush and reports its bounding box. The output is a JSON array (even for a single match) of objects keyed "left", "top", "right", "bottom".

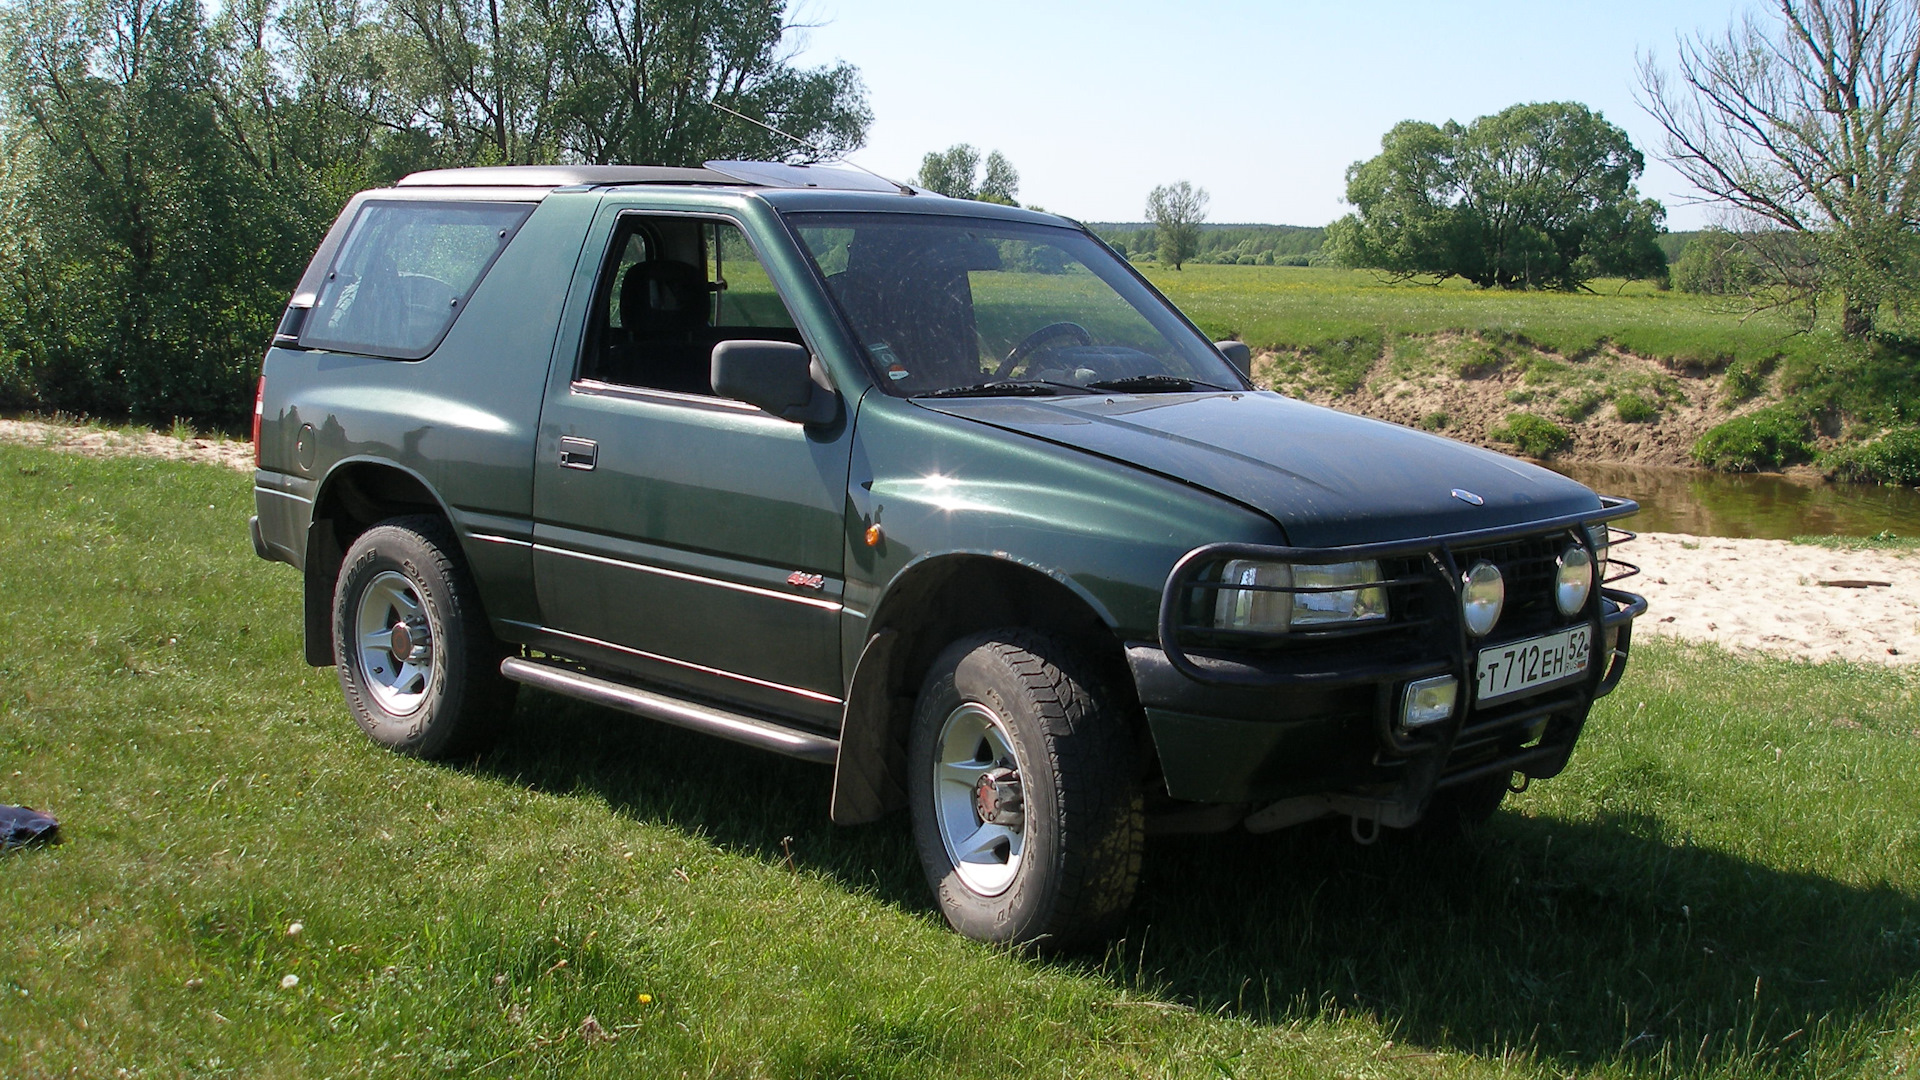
[
  {"left": 1555, "top": 388, "right": 1605, "bottom": 420},
  {"left": 1453, "top": 342, "right": 1505, "bottom": 379},
  {"left": 1672, "top": 228, "right": 1762, "bottom": 295},
  {"left": 1308, "top": 333, "right": 1382, "bottom": 395},
  {"left": 1721, "top": 355, "right": 1775, "bottom": 403},
  {"left": 1821, "top": 427, "right": 1920, "bottom": 485},
  {"left": 1614, "top": 392, "right": 1659, "bottom": 423},
  {"left": 1691, "top": 405, "right": 1815, "bottom": 470},
  {"left": 1417, "top": 411, "right": 1450, "bottom": 431},
  {"left": 1490, "top": 412, "right": 1571, "bottom": 457}
]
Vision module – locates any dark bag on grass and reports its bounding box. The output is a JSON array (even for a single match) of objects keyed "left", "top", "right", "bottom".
[{"left": 0, "top": 805, "right": 60, "bottom": 849}]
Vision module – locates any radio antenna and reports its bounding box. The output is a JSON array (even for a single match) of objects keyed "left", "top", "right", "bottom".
[{"left": 709, "top": 100, "right": 916, "bottom": 196}]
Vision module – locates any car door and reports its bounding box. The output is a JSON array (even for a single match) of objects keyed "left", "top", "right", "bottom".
[{"left": 529, "top": 201, "right": 851, "bottom": 728}]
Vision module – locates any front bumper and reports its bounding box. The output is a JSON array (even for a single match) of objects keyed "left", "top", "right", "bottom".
[{"left": 1131, "top": 499, "right": 1645, "bottom": 817}]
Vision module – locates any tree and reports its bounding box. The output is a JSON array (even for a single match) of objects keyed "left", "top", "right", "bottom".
[
  {"left": 1639, "top": 0, "right": 1920, "bottom": 338},
  {"left": 542, "top": 0, "right": 868, "bottom": 165},
  {"left": 915, "top": 143, "right": 1019, "bottom": 204},
  {"left": 0, "top": 0, "right": 311, "bottom": 424},
  {"left": 1672, "top": 228, "right": 1768, "bottom": 295},
  {"left": 0, "top": 0, "right": 872, "bottom": 426},
  {"left": 1145, "top": 181, "right": 1208, "bottom": 269},
  {"left": 1326, "top": 103, "right": 1668, "bottom": 290}
]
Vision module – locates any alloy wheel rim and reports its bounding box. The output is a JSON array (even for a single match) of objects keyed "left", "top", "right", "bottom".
[
  {"left": 932, "top": 701, "right": 1027, "bottom": 897},
  {"left": 355, "top": 570, "right": 433, "bottom": 715}
]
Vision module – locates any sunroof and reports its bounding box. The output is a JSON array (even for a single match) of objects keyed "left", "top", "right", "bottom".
[{"left": 703, "top": 160, "right": 908, "bottom": 193}]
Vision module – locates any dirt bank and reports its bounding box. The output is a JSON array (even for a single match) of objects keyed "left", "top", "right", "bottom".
[
  {"left": 0, "top": 417, "right": 253, "bottom": 471},
  {"left": 1256, "top": 333, "right": 1759, "bottom": 469}
]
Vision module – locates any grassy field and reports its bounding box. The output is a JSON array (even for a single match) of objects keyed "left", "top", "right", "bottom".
[
  {"left": 3, "top": 444, "right": 1919, "bottom": 1078},
  {"left": 1136, "top": 265, "right": 1829, "bottom": 373}
]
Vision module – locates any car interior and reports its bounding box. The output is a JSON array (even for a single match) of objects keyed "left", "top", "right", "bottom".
[{"left": 581, "top": 216, "right": 803, "bottom": 396}]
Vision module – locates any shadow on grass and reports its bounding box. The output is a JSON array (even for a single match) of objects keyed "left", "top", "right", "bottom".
[{"left": 482, "top": 690, "right": 1919, "bottom": 1074}]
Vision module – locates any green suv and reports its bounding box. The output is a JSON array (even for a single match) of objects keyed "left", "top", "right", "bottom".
[{"left": 250, "top": 162, "right": 1644, "bottom": 946}]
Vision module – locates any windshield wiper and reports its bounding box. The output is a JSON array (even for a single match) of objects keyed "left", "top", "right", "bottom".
[
  {"left": 1083, "top": 374, "right": 1229, "bottom": 393},
  {"left": 916, "top": 379, "right": 1090, "bottom": 399}
]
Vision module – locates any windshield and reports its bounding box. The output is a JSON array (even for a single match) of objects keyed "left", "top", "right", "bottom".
[{"left": 786, "top": 213, "right": 1243, "bottom": 397}]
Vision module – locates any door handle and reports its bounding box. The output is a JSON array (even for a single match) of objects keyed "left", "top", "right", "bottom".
[{"left": 558, "top": 436, "right": 598, "bottom": 471}]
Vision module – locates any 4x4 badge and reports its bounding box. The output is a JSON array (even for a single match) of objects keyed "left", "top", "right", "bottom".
[
  {"left": 786, "top": 571, "right": 825, "bottom": 590},
  {"left": 1451, "top": 488, "right": 1485, "bottom": 505}
]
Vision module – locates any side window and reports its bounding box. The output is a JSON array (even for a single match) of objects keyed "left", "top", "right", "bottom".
[
  {"left": 710, "top": 224, "right": 796, "bottom": 330},
  {"left": 302, "top": 200, "right": 532, "bottom": 359},
  {"left": 581, "top": 216, "right": 800, "bottom": 396}
]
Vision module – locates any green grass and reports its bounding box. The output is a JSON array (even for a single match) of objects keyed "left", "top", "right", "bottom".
[
  {"left": 3, "top": 444, "right": 1920, "bottom": 1077},
  {"left": 1790, "top": 532, "right": 1920, "bottom": 550},
  {"left": 1139, "top": 265, "right": 1830, "bottom": 373}
]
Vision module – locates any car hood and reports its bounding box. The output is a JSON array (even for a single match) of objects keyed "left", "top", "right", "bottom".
[{"left": 916, "top": 391, "right": 1603, "bottom": 547}]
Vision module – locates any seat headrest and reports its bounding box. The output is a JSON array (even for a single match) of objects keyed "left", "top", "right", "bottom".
[{"left": 619, "top": 260, "right": 707, "bottom": 335}]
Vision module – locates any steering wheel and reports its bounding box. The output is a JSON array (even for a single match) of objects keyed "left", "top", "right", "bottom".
[{"left": 994, "top": 322, "right": 1092, "bottom": 377}]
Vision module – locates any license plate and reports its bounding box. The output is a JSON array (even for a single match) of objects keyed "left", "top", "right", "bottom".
[{"left": 1476, "top": 625, "right": 1591, "bottom": 704}]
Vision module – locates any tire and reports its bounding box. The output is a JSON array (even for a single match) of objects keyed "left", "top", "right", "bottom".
[
  {"left": 907, "top": 629, "right": 1143, "bottom": 947},
  {"left": 332, "top": 515, "right": 513, "bottom": 759}
]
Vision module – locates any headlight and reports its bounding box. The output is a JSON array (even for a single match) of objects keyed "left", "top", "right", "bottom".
[
  {"left": 1213, "top": 559, "right": 1387, "bottom": 632},
  {"left": 1555, "top": 545, "right": 1593, "bottom": 615},
  {"left": 1460, "top": 560, "right": 1504, "bottom": 636}
]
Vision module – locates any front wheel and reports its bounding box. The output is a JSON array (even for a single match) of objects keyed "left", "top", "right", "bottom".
[
  {"left": 332, "top": 515, "right": 513, "bottom": 759},
  {"left": 907, "top": 630, "right": 1143, "bottom": 947}
]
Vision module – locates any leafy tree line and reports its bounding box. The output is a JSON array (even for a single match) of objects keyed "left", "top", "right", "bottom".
[
  {"left": 0, "top": 0, "right": 869, "bottom": 428},
  {"left": 1089, "top": 223, "right": 1327, "bottom": 266}
]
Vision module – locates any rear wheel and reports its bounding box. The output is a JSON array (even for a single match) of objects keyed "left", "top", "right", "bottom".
[
  {"left": 907, "top": 630, "right": 1143, "bottom": 947},
  {"left": 332, "top": 516, "right": 513, "bottom": 758}
]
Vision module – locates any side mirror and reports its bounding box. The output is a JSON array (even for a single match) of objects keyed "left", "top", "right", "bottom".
[
  {"left": 711, "top": 340, "right": 838, "bottom": 425},
  {"left": 1215, "top": 340, "right": 1252, "bottom": 379}
]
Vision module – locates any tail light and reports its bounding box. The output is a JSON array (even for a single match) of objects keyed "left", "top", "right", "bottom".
[{"left": 252, "top": 376, "right": 266, "bottom": 467}]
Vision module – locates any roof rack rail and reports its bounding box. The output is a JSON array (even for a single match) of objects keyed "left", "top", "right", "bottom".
[{"left": 395, "top": 165, "right": 748, "bottom": 188}]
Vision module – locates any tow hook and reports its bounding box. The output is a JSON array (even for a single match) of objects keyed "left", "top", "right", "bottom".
[
  {"left": 1349, "top": 814, "right": 1381, "bottom": 845},
  {"left": 974, "top": 767, "right": 1024, "bottom": 828}
]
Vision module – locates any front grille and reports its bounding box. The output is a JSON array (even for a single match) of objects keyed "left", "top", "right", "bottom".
[
  {"left": 1456, "top": 531, "right": 1576, "bottom": 639},
  {"left": 1168, "top": 529, "right": 1585, "bottom": 657},
  {"left": 1157, "top": 508, "right": 1632, "bottom": 690}
]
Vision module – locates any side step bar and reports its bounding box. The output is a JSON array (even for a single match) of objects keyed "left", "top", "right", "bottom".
[{"left": 499, "top": 657, "right": 839, "bottom": 765}]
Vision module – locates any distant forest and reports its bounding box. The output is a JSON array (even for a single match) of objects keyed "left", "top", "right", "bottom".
[
  {"left": 1087, "top": 223, "right": 1328, "bottom": 266},
  {"left": 1086, "top": 223, "right": 1701, "bottom": 271}
]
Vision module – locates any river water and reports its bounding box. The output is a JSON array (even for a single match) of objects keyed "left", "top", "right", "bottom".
[{"left": 1551, "top": 462, "right": 1920, "bottom": 539}]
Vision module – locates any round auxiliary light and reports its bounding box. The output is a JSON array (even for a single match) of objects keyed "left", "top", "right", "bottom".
[
  {"left": 1555, "top": 545, "right": 1594, "bottom": 616},
  {"left": 1461, "top": 560, "right": 1505, "bottom": 637}
]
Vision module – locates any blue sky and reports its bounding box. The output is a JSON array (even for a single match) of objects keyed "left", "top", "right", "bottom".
[{"left": 788, "top": 0, "right": 1756, "bottom": 230}]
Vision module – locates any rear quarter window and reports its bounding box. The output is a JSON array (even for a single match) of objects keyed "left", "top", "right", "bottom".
[{"left": 300, "top": 200, "right": 534, "bottom": 360}]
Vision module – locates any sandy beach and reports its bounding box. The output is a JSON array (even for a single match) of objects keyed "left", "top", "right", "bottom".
[
  {"left": 1622, "top": 532, "right": 1919, "bottom": 667},
  {"left": 3, "top": 418, "right": 1915, "bottom": 667}
]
